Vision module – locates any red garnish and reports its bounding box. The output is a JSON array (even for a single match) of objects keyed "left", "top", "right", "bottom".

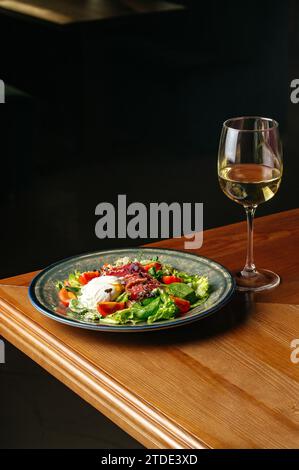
[
  {"left": 79, "top": 271, "right": 100, "bottom": 285},
  {"left": 144, "top": 262, "right": 162, "bottom": 272},
  {"left": 161, "top": 275, "right": 182, "bottom": 285},
  {"left": 58, "top": 288, "right": 76, "bottom": 307},
  {"left": 170, "top": 296, "right": 190, "bottom": 314},
  {"left": 97, "top": 301, "right": 126, "bottom": 317}
]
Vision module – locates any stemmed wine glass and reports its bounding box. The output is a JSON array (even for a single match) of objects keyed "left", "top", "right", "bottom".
[{"left": 218, "top": 116, "right": 283, "bottom": 291}]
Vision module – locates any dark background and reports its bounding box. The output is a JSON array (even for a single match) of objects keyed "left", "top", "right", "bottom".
[{"left": 0, "top": 0, "right": 298, "bottom": 449}]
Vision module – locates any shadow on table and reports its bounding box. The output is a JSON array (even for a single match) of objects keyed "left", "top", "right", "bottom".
[{"left": 92, "top": 291, "right": 256, "bottom": 346}]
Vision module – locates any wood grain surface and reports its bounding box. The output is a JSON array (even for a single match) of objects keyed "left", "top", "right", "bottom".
[
  {"left": 0, "top": 0, "right": 182, "bottom": 25},
  {"left": 1, "top": 208, "right": 299, "bottom": 448}
]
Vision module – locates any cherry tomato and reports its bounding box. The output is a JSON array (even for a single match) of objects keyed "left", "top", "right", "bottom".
[
  {"left": 97, "top": 301, "right": 126, "bottom": 317},
  {"left": 162, "top": 275, "right": 182, "bottom": 284},
  {"left": 144, "top": 262, "right": 162, "bottom": 272},
  {"left": 171, "top": 296, "right": 190, "bottom": 314},
  {"left": 79, "top": 271, "right": 100, "bottom": 285},
  {"left": 58, "top": 288, "right": 76, "bottom": 307}
]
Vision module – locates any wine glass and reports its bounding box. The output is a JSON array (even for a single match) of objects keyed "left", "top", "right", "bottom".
[{"left": 218, "top": 116, "right": 283, "bottom": 291}]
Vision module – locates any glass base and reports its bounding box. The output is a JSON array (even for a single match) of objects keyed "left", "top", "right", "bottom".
[{"left": 233, "top": 268, "right": 280, "bottom": 292}]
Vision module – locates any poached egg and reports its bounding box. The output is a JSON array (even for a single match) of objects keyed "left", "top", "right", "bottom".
[{"left": 78, "top": 275, "right": 123, "bottom": 310}]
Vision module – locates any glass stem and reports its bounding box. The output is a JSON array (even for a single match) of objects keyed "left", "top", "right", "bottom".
[{"left": 242, "top": 206, "right": 257, "bottom": 276}]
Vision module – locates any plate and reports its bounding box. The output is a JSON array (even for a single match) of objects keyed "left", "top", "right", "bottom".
[{"left": 29, "top": 248, "right": 235, "bottom": 332}]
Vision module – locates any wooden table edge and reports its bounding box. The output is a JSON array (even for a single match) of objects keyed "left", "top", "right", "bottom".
[{"left": 0, "top": 292, "right": 208, "bottom": 449}]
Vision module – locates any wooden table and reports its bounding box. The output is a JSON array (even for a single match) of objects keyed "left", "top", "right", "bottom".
[
  {"left": 0, "top": 0, "right": 182, "bottom": 25},
  {"left": 1, "top": 209, "right": 299, "bottom": 448}
]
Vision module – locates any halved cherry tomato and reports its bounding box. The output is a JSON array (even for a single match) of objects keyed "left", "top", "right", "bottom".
[
  {"left": 97, "top": 301, "right": 126, "bottom": 317},
  {"left": 58, "top": 288, "right": 76, "bottom": 307},
  {"left": 171, "top": 296, "right": 190, "bottom": 314},
  {"left": 144, "top": 262, "right": 162, "bottom": 272},
  {"left": 162, "top": 275, "right": 182, "bottom": 284},
  {"left": 79, "top": 271, "right": 100, "bottom": 285}
]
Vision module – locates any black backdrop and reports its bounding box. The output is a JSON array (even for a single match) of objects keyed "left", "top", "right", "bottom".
[{"left": 0, "top": 0, "right": 293, "bottom": 278}]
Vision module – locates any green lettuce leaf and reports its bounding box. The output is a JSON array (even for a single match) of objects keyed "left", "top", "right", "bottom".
[
  {"left": 192, "top": 276, "right": 209, "bottom": 298},
  {"left": 147, "top": 292, "right": 177, "bottom": 323},
  {"left": 68, "top": 271, "right": 82, "bottom": 288},
  {"left": 68, "top": 298, "right": 88, "bottom": 314},
  {"left": 115, "top": 291, "right": 129, "bottom": 302},
  {"left": 100, "top": 308, "right": 135, "bottom": 324},
  {"left": 166, "top": 282, "right": 197, "bottom": 303},
  {"left": 100, "top": 292, "right": 178, "bottom": 325}
]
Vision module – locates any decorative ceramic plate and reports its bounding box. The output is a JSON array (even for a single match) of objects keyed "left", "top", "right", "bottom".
[{"left": 29, "top": 248, "right": 235, "bottom": 332}]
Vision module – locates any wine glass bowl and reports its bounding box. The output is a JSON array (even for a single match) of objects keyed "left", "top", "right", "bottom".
[{"left": 218, "top": 117, "right": 283, "bottom": 292}]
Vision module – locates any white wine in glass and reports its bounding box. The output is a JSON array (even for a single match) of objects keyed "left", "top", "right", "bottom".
[{"left": 218, "top": 117, "right": 283, "bottom": 291}]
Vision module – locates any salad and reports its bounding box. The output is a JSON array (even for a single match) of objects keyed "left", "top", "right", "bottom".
[{"left": 55, "top": 256, "right": 210, "bottom": 325}]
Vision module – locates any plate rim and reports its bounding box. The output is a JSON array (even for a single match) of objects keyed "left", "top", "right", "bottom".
[{"left": 28, "top": 247, "right": 236, "bottom": 332}]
